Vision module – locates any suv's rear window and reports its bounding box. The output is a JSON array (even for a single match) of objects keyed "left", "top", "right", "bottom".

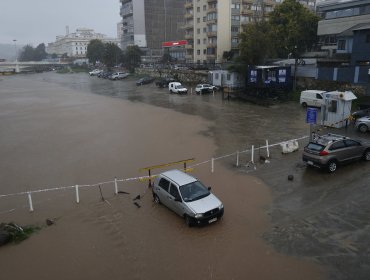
[{"left": 307, "top": 143, "right": 325, "bottom": 151}]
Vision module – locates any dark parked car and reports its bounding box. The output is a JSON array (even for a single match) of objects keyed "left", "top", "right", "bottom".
[
  {"left": 155, "top": 77, "right": 176, "bottom": 88},
  {"left": 136, "top": 76, "right": 154, "bottom": 86},
  {"left": 302, "top": 133, "right": 370, "bottom": 172},
  {"left": 352, "top": 108, "right": 370, "bottom": 120},
  {"left": 98, "top": 71, "right": 113, "bottom": 79}
]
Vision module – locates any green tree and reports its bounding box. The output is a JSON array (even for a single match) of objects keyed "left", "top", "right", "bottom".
[
  {"left": 238, "top": 21, "right": 274, "bottom": 65},
  {"left": 123, "top": 45, "right": 143, "bottom": 72},
  {"left": 102, "top": 43, "right": 122, "bottom": 69},
  {"left": 268, "top": 0, "right": 320, "bottom": 58},
  {"left": 19, "top": 45, "right": 35, "bottom": 61},
  {"left": 34, "top": 43, "right": 47, "bottom": 61},
  {"left": 86, "top": 39, "right": 105, "bottom": 65}
]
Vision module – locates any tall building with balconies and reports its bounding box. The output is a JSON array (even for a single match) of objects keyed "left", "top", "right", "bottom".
[
  {"left": 120, "top": 0, "right": 185, "bottom": 59},
  {"left": 185, "top": 0, "right": 282, "bottom": 64},
  {"left": 185, "top": 0, "right": 318, "bottom": 64}
]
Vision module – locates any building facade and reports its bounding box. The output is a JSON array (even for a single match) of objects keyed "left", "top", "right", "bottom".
[
  {"left": 120, "top": 0, "right": 185, "bottom": 60},
  {"left": 316, "top": 0, "right": 370, "bottom": 86},
  {"left": 46, "top": 27, "right": 120, "bottom": 57},
  {"left": 185, "top": 0, "right": 286, "bottom": 64},
  {"left": 317, "top": 0, "right": 370, "bottom": 57}
]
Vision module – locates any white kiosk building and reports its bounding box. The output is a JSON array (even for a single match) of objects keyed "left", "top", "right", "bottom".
[{"left": 321, "top": 91, "right": 357, "bottom": 128}]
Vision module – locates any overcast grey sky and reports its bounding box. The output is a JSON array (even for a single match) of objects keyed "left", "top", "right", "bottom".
[{"left": 0, "top": 0, "right": 121, "bottom": 46}]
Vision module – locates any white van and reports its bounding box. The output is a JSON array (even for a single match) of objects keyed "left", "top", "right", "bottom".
[
  {"left": 300, "top": 90, "right": 326, "bottom": 108},
  {"left": 168, "top": 82, "right": 188, "bottom": 94}
]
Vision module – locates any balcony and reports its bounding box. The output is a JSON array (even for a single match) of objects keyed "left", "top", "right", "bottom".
[
  {"left": 184, "top": 23, "right": 194, "bottom": 30},
  {"left": 206, "top": 19, "right": 217, "bottom": 25},
  {"left": 185, "top": 1, "right": 193, "bottom": 9},
  {"left": 185, "top": 12, "right": 193, "bottom": 19},
  {"left": 121, "top": 10, "right": 133, "bottom": 18},
  {"left": 207, "top": 42, "right": 217, "bottom": 48},
  {"left": 206, "top": 54, "right": 216, "bottom": 60},
  {"left": 241, "top": 9, "right": 254, "bottom": 16},
  {"left": 185, "top": 44, "right": 194, "bottom": 50},
  {"left": 207, "top": 31, "right": 217, "bottom": 37},
  {"left": 185, "top": 33, "right": 194, "bottom": 40},
  {"left": 207, "top": 7, "right": 217, "bottom": 14},
  {"left": 207, "top": 0, "right": 217, "bottom": 3}
]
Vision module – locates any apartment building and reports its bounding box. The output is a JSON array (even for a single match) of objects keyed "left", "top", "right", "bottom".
[
  {"left": 120, "top": 0, "right": 185, "bottom": 59},
  {"left": 185, "top": 0, "right": 284, "bottom": 64}
]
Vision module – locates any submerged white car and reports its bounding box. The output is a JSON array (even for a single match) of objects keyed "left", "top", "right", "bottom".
[{"left": 152, "top": 169, "right": 224, "bottom": 226}]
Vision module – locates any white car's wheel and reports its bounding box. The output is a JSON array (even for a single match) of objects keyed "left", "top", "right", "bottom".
[{"left": 359, "top": 124, "right": 368, "bottom": 133}]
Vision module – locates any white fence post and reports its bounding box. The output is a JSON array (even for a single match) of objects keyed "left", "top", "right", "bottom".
[
  {"left": 266, "top": 140, "right": 270, "bottom": 158},
  {"left": 211, "top": 158, "right": 214, "bottom": 173},
  {"left": 251, "top": 145, "right": 254, "bottom": 164},
  {"left": 75, "top": 185, "right": 80, "bottom": 204},
  {"left": 114, "top": 177, "right": 118, "bottom": 195},
  {"left": 236, "top": 151, "right": 239, "bottom": 167},
  {"left": 27, "top": 192, "right": 34, "bottom": 212}
]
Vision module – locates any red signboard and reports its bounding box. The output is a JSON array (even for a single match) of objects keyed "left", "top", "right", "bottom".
[{"left": 162, "top": 40, "right": 188, "bottom": 47}]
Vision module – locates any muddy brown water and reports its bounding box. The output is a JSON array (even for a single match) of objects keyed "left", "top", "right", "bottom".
[{"left": 0, "top": 73, "right": 327, "bottom": 280}]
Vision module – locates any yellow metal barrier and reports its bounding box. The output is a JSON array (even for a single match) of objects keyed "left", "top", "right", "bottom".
[{"left": 140, "top": 158, "right": 195, "bottom": 187}]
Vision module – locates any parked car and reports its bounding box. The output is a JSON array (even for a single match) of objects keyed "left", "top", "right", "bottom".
[
  {"left": 300, "top": 90, "right": 326, "bottom": 108},
  {"left": 355, "top": 116, "right": 370, "bottom": 133},
  {"left": 136, "top": 76, "right": 154, "bottom": 86},
  {"left": 155, "top": 77, "right": 176, "bottom": 88},
  {"left": 89, "top": 69, "right": 102, "bottom": 76},
  {"left": 168, "top": 82, "right": 188, "bottom": 94},
  {"left": 109, "top": 72, "right": 129, "bottom": 80},
  {"left": 98, "top": 71, "right": 113, "bottom": 79},
  {"left": 352, "top": 108, "right": 370, "bottom": 120},
  {"left": 195, "top": 84, "right": 217, "bottom": 94},
  {"left": 152, "top": 169, "right": 224, "bottom": 226},
  {"left": 302, "top": 133, "right": 370, "bottom": 172}
]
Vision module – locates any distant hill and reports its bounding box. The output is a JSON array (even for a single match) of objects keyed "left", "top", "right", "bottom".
[{"left": 0, "top": 44, "right": 24, "bottom": 61}]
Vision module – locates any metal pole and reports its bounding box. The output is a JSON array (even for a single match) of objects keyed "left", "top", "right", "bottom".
[
  {"left": 266, "top": 140, "right": 270, "bottom": 158},
  {"left": 236, "top": 151, "right": 239, "bottom": 167},
  {"left": 114, "top": 177, "right": 118, "bottom": 195},
  {"left": 211, "top": 158, "right": 214, "bottom": 173},
  {"left": 27, "top": 192, "right": 34, "bottom": 212},
  {"left": 75, "top": 185, "right": 80, "bottom": 203},
  {"left": 251, "top": 145, "right": 254, "bottom": 164}
]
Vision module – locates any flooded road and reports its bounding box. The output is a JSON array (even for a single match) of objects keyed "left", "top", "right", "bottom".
[{"left": 1, "top": 72, "right": 369, "bottom": 279}]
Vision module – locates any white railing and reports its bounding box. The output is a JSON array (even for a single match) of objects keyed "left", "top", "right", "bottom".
[{"left": 0, "top": 135, "right": 309, "bottom": 213}]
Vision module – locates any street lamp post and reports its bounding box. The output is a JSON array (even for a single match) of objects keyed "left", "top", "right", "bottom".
[
  {"left": 13, "top": 39, "right": 19, "bottom": 73},
  {"left": 13, "top": 39, "right": 17, "bottom": 62}
]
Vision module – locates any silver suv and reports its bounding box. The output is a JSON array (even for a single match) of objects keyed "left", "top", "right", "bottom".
[
  {"left": 152, "top": 169, "right": 224, "bottom": 226},
  {"left": 302, "top": 133, "right": 370, "bottom": 172}
]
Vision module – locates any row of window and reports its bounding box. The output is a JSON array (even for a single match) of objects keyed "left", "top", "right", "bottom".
[
  {"left": 324, "top": 5, "right": 370, "bottom": 20},
  {"left": 195, "top": 48, "right": 216, "bottom": 56}
]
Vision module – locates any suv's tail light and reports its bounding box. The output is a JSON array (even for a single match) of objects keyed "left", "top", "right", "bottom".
[{"left": 319, "top": 150, "right": 329, "bottom": 156}]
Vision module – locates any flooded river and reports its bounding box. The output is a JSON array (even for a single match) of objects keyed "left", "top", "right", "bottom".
[{"left": 1, "top": 72, "right": 369, "bottom": 279}]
